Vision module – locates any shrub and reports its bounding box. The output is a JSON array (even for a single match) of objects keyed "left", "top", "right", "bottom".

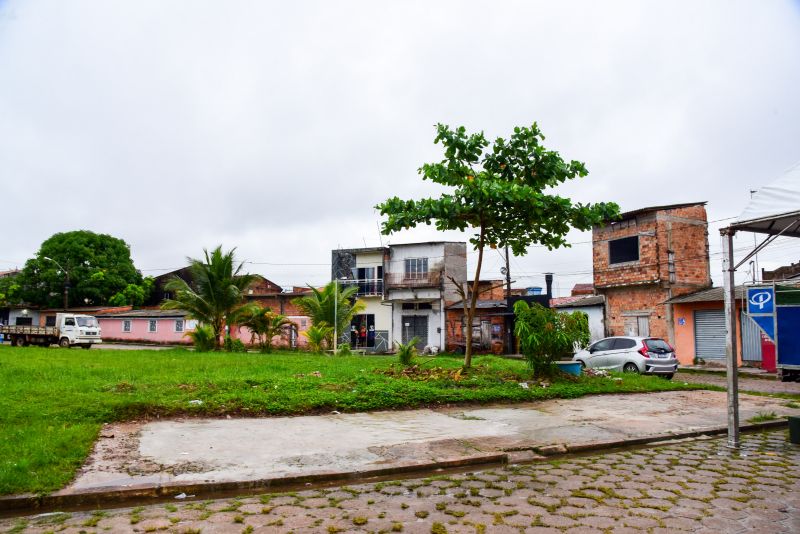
[
  {"left": 223, "top": 336, "right": 247, "bottom": 353},
  {"left": 337, "top": 343, "right": 353, "bottom": 356},
  {"left": 303, "top": 324, "right": 333, "bottom": 353},
  {"left": 395, "top": 337, "right": 420, "bottom": 366},
  {"left": 187, "top": 324, "right": 216, "bottom": 352},
  {"left": 513, "top": 301, "right": 589, "bottom": 376}
]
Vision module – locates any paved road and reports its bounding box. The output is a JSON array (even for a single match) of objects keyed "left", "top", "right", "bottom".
[
  {"left": 3, "top": 430, "right": 798, "bottom": 533},
  {"left": 676, "top": 371, "right": 800, "bottom": 395}
]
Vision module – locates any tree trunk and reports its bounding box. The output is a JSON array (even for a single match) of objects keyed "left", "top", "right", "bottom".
[{"left": 463, "top": 227, "right": 486, "bottom": 369}]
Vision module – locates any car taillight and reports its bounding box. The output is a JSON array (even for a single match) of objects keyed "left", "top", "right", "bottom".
[{"left": 638, "top": 346, "right": 650, "bottom": 358}]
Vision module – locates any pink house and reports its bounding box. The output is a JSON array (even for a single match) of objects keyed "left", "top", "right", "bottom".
[{"left": 96, "top": 309, "right": 194, "bottom": 345}]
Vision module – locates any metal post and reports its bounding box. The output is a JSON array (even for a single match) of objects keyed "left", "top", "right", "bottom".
[
  {"left": 721, "top": 228, "right": 740, "bottom": 448},
  {"left": 334, "top": 279, "right": 338, "bottom": 353},
  {"left": 504, "top": 246, "right": 512, "bottom": 354}
]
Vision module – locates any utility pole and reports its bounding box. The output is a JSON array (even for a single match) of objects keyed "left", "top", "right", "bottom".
[
  {"left": 44, "top": 256, "right": 69, "bottom": 309},
  {"left": 504, "top": 246, "right": 513, "bottom": 354}
]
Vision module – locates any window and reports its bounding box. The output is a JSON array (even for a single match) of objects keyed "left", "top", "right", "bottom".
[
  {"left": 404, "top": 258, "right": 428, "bottom": 279},
  {"left": 591, "top": 338, "right": 615, "bottom": 352},
  {"left": 612, "top": 338, "right": 636, "bottom": 350},
  {"left": 175, "top": 319, "right": 184, "bottom": 333},
  {"left": 148, "top": 319, "right": 157, "bottom": 333},
  {"left": 609, "top": 236, "right": 639, "bottom": 264},
  {"left": 401, "top": 302, "right": 433, "bottom": 310},
  {"left": 122, "top": 320, "right": 132, "bottom": 333},
  {"left": 77, "top": 317, "right": 97, "bottom": 327},
  {"left": 64, "top": 317, "right": 75, "bottom": 326}
]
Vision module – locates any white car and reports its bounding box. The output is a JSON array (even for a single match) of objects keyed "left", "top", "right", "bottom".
[{"left": 573, "top": 336, "right": 678, "bottom": 379}]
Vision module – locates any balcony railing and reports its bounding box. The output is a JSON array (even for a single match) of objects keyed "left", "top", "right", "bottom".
[
  {"left": 339, "top": 279, "right": 384, "bottom": 297},
  {"left": 385, "top": 271, "right": 442, "bottom": 289}
]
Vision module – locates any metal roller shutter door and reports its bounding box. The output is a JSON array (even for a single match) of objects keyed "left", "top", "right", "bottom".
[{"left": 694, "top": 310, "right": 726, "bottom": 360}]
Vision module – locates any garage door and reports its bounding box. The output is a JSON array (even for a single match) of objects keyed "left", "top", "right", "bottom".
[
  {"left": 694, "top": 309, "right": 726, "bottom": 360},
  {"left": 401, "top": 316, "right": 428, "bottom": 350}
]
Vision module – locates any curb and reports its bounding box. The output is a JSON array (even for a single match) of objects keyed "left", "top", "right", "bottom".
[{"left": 0, "top": 420, "right": 789, "bottom": 516}]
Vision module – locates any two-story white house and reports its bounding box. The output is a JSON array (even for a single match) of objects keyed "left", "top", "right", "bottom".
[{"left": 331, "top": 242, "right": 467, "bottom": 352}]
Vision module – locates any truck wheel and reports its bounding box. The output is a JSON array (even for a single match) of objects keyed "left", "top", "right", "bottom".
[
  {"left": 59, "top": 338, "right": 71, "bottom": 349},
  {"left": 12, "top": 337, "right": 25, "bottom": 347},
  {"left": 81, "top": 344, "right": 91, "bottom": 350}
]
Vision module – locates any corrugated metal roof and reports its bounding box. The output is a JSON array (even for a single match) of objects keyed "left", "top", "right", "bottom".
[
  {"left": 551, "top": 295, "right": 605, "bottom": 308},
  {"left": 96, "top": 309, "right": 189, "bottom": 318},
  {"left": 667, "top": 281, "right": 800, "bottom": 304},
  {"left": 446, "top": 299, "right": 507, "bottom": 310}
]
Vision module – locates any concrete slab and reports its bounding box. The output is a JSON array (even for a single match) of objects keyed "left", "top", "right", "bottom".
[{"left": 66, "top": 390, "right": 800, "bottom": 494}]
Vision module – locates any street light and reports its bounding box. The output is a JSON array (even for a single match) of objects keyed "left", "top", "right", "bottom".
[
  {"left": 43, "top": 256, "right": 70, "bottom": 309},
  {"left": 333, "top": 276, "right": 347, "bottom": 353}
]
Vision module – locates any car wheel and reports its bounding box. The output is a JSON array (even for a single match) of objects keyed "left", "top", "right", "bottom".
[
  {"left": 660, "top": 374, "right": 674, "bottom": 380},
  {"left": 578, "top": 360, "right": 586, "bottom": 369},
  {"left": 623, "top": 363, "right": 639, "bottom": 374}
]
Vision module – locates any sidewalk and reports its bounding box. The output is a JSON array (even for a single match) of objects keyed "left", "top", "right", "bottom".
[{"left": 4, "top": 389, "right": 796, "bottom": 513}]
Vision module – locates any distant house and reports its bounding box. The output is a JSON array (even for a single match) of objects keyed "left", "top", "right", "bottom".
[
  {"left": 96, "top": 309, "right": 194, "bottom": 345},
  {"left": 144, "top": 268, "right": 311, "bottom": 349},
  {"left": 763, "top": 261, "right": 800, "bottom": 282},
  {"left": 593, "top": 202, "right": 712, "bottom": 344},
  {"left": 332, "top": 242, "right": 467, "bottom": 352}
]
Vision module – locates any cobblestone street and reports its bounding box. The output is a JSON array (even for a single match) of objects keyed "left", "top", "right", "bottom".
[{"left": 3, "top": 430, "right": 798, "bottom": 534}]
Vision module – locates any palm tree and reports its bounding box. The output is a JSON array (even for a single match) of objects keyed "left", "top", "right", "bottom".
[
  {"left": 161, "top": 246, "right": 257, "bottom": 350},
  {"left": 292, "top": 282, "right": 365, "bottom": 347},
  {"left": 240, "top": 306, "right": 293, "bottom": 353}
]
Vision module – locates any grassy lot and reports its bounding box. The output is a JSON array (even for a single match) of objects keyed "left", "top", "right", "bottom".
[{"left": 0, "top": 344, "right": 709, "bottom": 495}]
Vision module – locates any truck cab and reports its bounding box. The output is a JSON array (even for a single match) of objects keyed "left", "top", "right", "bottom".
[{"left": 56, "top": 313, "right": 102, "bottom": 348}]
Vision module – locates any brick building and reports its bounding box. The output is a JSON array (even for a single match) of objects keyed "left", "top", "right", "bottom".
[{"left": 592, "top": 202, "right": 712, "bottom": 343}]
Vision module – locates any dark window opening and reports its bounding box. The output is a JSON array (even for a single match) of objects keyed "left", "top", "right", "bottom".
[
  {"left": 401, "top": 302, "right": 432, "bottom": 310},
  {"left": 45, "top": 316, "right": 56, "bottom": 327},
  {"left": 609, "top": 236, "right": 639, "bottom": 264}
]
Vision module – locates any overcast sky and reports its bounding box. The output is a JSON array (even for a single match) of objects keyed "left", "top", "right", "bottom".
[{"left": 1, "top": 1, "right": 799, "bottom": 295}]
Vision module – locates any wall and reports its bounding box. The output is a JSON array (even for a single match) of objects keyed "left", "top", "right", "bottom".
[
  {"left": 99, "top": 317, "right": 193, "bottom": 344},
  {"left": 603, "top": 285, "right": 671, "bottom": 339},
  {"left": 445, "top": 308, "right": 505, "bottom": 354},
  {"left": 8, "top": 309, "right": 40, "bottom": 326},
  {"left": 392, "top": 300, "right": 444, "bottom": 350},
  {"left": 672, "top": 301, "right": 744, "bottom": 365},
  {"left": 556, "top": 305, "right": 605, "bottom": 342},
  {"left": 231, "top": 316, "right": 309, "bottom": 349}
]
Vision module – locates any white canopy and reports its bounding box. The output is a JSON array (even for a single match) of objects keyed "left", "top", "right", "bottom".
[{"left": 731, "top": 161, "right": 800, "bottom": 238}]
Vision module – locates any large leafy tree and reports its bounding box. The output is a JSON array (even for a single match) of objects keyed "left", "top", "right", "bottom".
[
  {"left": 161, "top": 246, "right": 257, "bottom": 350},
  {"left": 18, "top": 230, "right": 143, "bottom": 308},
  {"left": 376, "top": 123, "right": 619, "bottom": 368},
  {"left": 292, "top": 282, "right": 365, "bottom": 348}
]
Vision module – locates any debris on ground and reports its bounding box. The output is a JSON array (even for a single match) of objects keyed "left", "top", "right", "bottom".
[{"left": 188, "top": 399, "right": 203, "bottom": 406}]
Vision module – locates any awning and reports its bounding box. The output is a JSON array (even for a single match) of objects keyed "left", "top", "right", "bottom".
[{"left": 730, "top": 161, "right": 800, "bottom": 238}]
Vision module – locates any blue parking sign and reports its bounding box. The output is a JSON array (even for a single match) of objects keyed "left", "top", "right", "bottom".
[{"left": 747, "top": 287, "right": 774, "bottom": 315}]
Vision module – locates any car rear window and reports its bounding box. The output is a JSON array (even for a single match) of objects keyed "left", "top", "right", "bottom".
[
  {"left": 613, "top": 338, "right": 637, "bottom": 350},
  {"left": 644, "top": 338, "right": 671, "bottom": 352}
]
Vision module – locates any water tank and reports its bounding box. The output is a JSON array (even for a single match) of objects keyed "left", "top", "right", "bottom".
[{"left": 526, "top": 286, "right": 543, "bottom": 295}]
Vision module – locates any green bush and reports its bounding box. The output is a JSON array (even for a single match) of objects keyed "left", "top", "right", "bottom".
[
  {"left": 187, "top": 324, "right": 216, "bottom": 352},
  {"left": 303, "top": 324, "right": 333, "bottom": 353},
  {"left": 223, "top": 336, "right": 247, "bottom": 353},
  {"left": 514, "top": 301, "right": 589, "bottom": 376},
  {"left": 337, "top": 343, "right": 354, "bottom": 356},
  {"left": 395, "top": 337, "right": 420, "bottom": 366}
]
